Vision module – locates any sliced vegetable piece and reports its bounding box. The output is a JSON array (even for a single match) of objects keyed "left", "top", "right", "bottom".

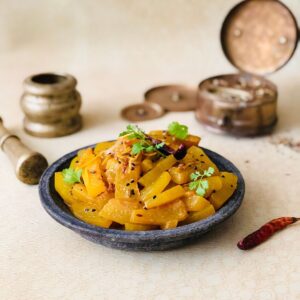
[
  {"left": 76, "top": 148, "right": 96, "bottom": 169},
  {"left": 139, "top": 155, "right": 177, "bottom": 186},
  {"left": 210, "top": 172, "right": 237, "bottom": 209},
  {"left": 141, "top": 171, "right": 171, "bottom": 202},
  {"left": 54, "top": 172, "right": 74, "bottom": 205},
  {"left": 70, "top": 203, "right": 112, "bottom": 228},
  {"left": 69, "top": 156, "right": 80, "bottom": 169},
  {"left": 145, "top": 185, "right": 185, "bottom": 208},
  {"left": 183, "top": 146, "right": 219, "bottom": 175},
  {"left": 114, "top": 162, "right": 141, "bottom": 199},
  {"left": 183, "top": 135, "right": 201, "bottom": 148},
  {"left": 72, "top": 183, "right": 112, "bottom": 209},
  {"left": 183, "top": 194, "right": 211, "bottom": 211},
  {"left": 169, "top": 166, "right": 191, "bottom": 184},
  {"left": 141, "top": 158, "right": 154, "bottom": 173},
  {"left": 131, "top": 200, "right": 187, "bottom": 225},
  {"left": 203, "top": 176, "right": 223, "bottom": 198},
  {"left": 104, "top": 158, "right": 119, "bottom": 185},
  {"left": 183, "top": 204, "right": 215, "bottom": 224},
  {"left": 94, "top": 141, "right": 115, "bottom": 155},
  {"left": 82, "top": 157, "right": 106, "bottom": 197},
  {"left": 100, "top": 198, "right": 142, "bottom": 225}
]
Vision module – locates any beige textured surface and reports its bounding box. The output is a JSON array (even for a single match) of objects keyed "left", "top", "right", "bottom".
[{"left": 1, "top": 1, "right": 300, "bottom": 299}]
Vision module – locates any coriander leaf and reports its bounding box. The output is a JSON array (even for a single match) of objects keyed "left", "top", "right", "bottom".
[
  {"left": 168, "top": 121, "right": 189, "bottom": 140},
  {"left": 207, "top": 167, "right": 214, "bottom": 175},
  {"left": 131, "top": 142, "right": 145, "bottom": 155},
  {"left": 62, "top": 168, "right": 82, "bottom": 184},
  {"left": 145, "top": 145, "right": 155, "bottom": 152},
  {"left": 200, "top": 180, "right": 209, "bottom": 190},
  {"left": 119, "top": 124, "right": 146, "bottom": 139},
  {"left": 155, "top": 142, "right": 165, "bottom": 149},
  {"left": 189, "top": 168, "right": 212, "bottom": 196},
  {"left": 128, "top": 125, "right": 145, "bottom": 136},
  {"left": 203, "top": 167, "right": 215, "bottom": 177},
  {"left": 196, "top": 186, "right": 206, "bottom": 196},
  {"left": 190, "top": 171, "right": 201, "bottom": 181},
  {"left": 189, "top": 181, "right": 198, "bottom": 190},
  {"left": 127, "top": 133, "right": 139, "bottom": 140},
  {"left": 119, "top": 131, "right": 129, "bottom": 137}
]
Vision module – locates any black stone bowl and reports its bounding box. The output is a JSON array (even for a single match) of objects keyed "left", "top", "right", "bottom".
[{"left": 39, "top": 144, "right": 245, "bottom": 251}]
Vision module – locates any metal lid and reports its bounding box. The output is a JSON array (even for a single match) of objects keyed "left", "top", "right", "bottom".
[
  {"left": 221, "top": 0, "right": 298, "bottom": 75},
  {"left": 121, "top": 102, "right": 165, "bottom": 122},
  {"left": 144, "top": 85, "right": 197, "bottom": 111}
]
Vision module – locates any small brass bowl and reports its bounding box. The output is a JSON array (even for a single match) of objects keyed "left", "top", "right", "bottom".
[{"left": 21, "top": 73, "right": 82, "bottom": 138}]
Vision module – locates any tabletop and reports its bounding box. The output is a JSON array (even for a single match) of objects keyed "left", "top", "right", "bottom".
[{"left": 0, "top": 1, "right": 299, "bottom": 299}]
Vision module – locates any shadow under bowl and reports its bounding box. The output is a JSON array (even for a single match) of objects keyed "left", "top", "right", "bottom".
[{"left": 39, "top": 145, "right": 245, "bottom": 251}]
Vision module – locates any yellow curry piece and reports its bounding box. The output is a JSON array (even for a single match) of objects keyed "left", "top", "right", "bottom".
[{"left": 55, "top": 128, "right": 238, "bottom": 230}]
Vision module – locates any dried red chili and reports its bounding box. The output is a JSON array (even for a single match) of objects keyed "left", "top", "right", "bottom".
[{"left": 237, "top": 217, "right": 299, "bottom": 250}]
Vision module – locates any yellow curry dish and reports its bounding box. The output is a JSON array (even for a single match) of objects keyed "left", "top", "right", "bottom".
[{"left": 55, "top": 122, "right": 238, "bottom": 230}]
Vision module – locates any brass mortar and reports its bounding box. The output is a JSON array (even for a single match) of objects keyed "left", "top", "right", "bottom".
[{"left": 21, "top": 73, "right": 82, "bottom": 138}]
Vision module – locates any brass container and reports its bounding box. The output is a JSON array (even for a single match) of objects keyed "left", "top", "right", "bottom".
[
  {"left": 196, "top": 0, "right": 298, "bottom": 136},
  {"left": 197, "top": 74, "right": 278, "bottom": 136},
  {"left": 21, "top": 73, "right": 82, "bottom": 138}
]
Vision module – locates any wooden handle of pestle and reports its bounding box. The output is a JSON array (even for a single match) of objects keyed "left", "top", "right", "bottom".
[{"left": 0, "top": 117, "right": 48, "bottom": 184}]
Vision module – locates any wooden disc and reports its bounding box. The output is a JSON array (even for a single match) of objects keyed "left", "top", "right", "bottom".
[
  {"left": 121, "top": 102, "right": 165, "bottom": 122},
  {"left": 145, "top": 85, "right": 197, "bottom": 111}
]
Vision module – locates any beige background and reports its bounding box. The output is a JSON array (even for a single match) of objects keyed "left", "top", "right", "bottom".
[{"left": 1, "top": 1, "right": 300, "bottom": 299}]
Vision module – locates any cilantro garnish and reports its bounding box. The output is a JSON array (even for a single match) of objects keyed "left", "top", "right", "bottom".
[
  {"left": 189, "top": 167, "right": 214, "bottom": 196},
  {"left": 119, "top": 124, "right": 145, "bottom": 140},
  {"left": 131, "top": 142, "right": 154, "bottom": 155},
  {"left": 62, "top": 168, "right": 82, "bottom": 184},
  {"left": 131, "top": 141, "right": 165, "bottom": 156},
  {"left": 168, "top": 121, "right": 189, "bottom": 140},
  {"left": 119, "top": 125, "right": 167, "bottom": 156},
  {"left": 155, "top": 142, "right": 165, "bottom": 149}
]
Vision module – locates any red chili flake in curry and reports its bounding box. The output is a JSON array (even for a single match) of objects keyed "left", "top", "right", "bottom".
[{"left": 237, "top": 217, "right": 299, "bottom": 250}]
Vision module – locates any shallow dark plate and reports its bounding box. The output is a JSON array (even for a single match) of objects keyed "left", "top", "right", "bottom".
[{"left": 39, "top": 144, "right": 245, "bottom": 251}]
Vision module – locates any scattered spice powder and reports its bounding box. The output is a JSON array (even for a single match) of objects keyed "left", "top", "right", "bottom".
[{"left": 270, "top": 136, "right": 300, "bottom": 153}]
